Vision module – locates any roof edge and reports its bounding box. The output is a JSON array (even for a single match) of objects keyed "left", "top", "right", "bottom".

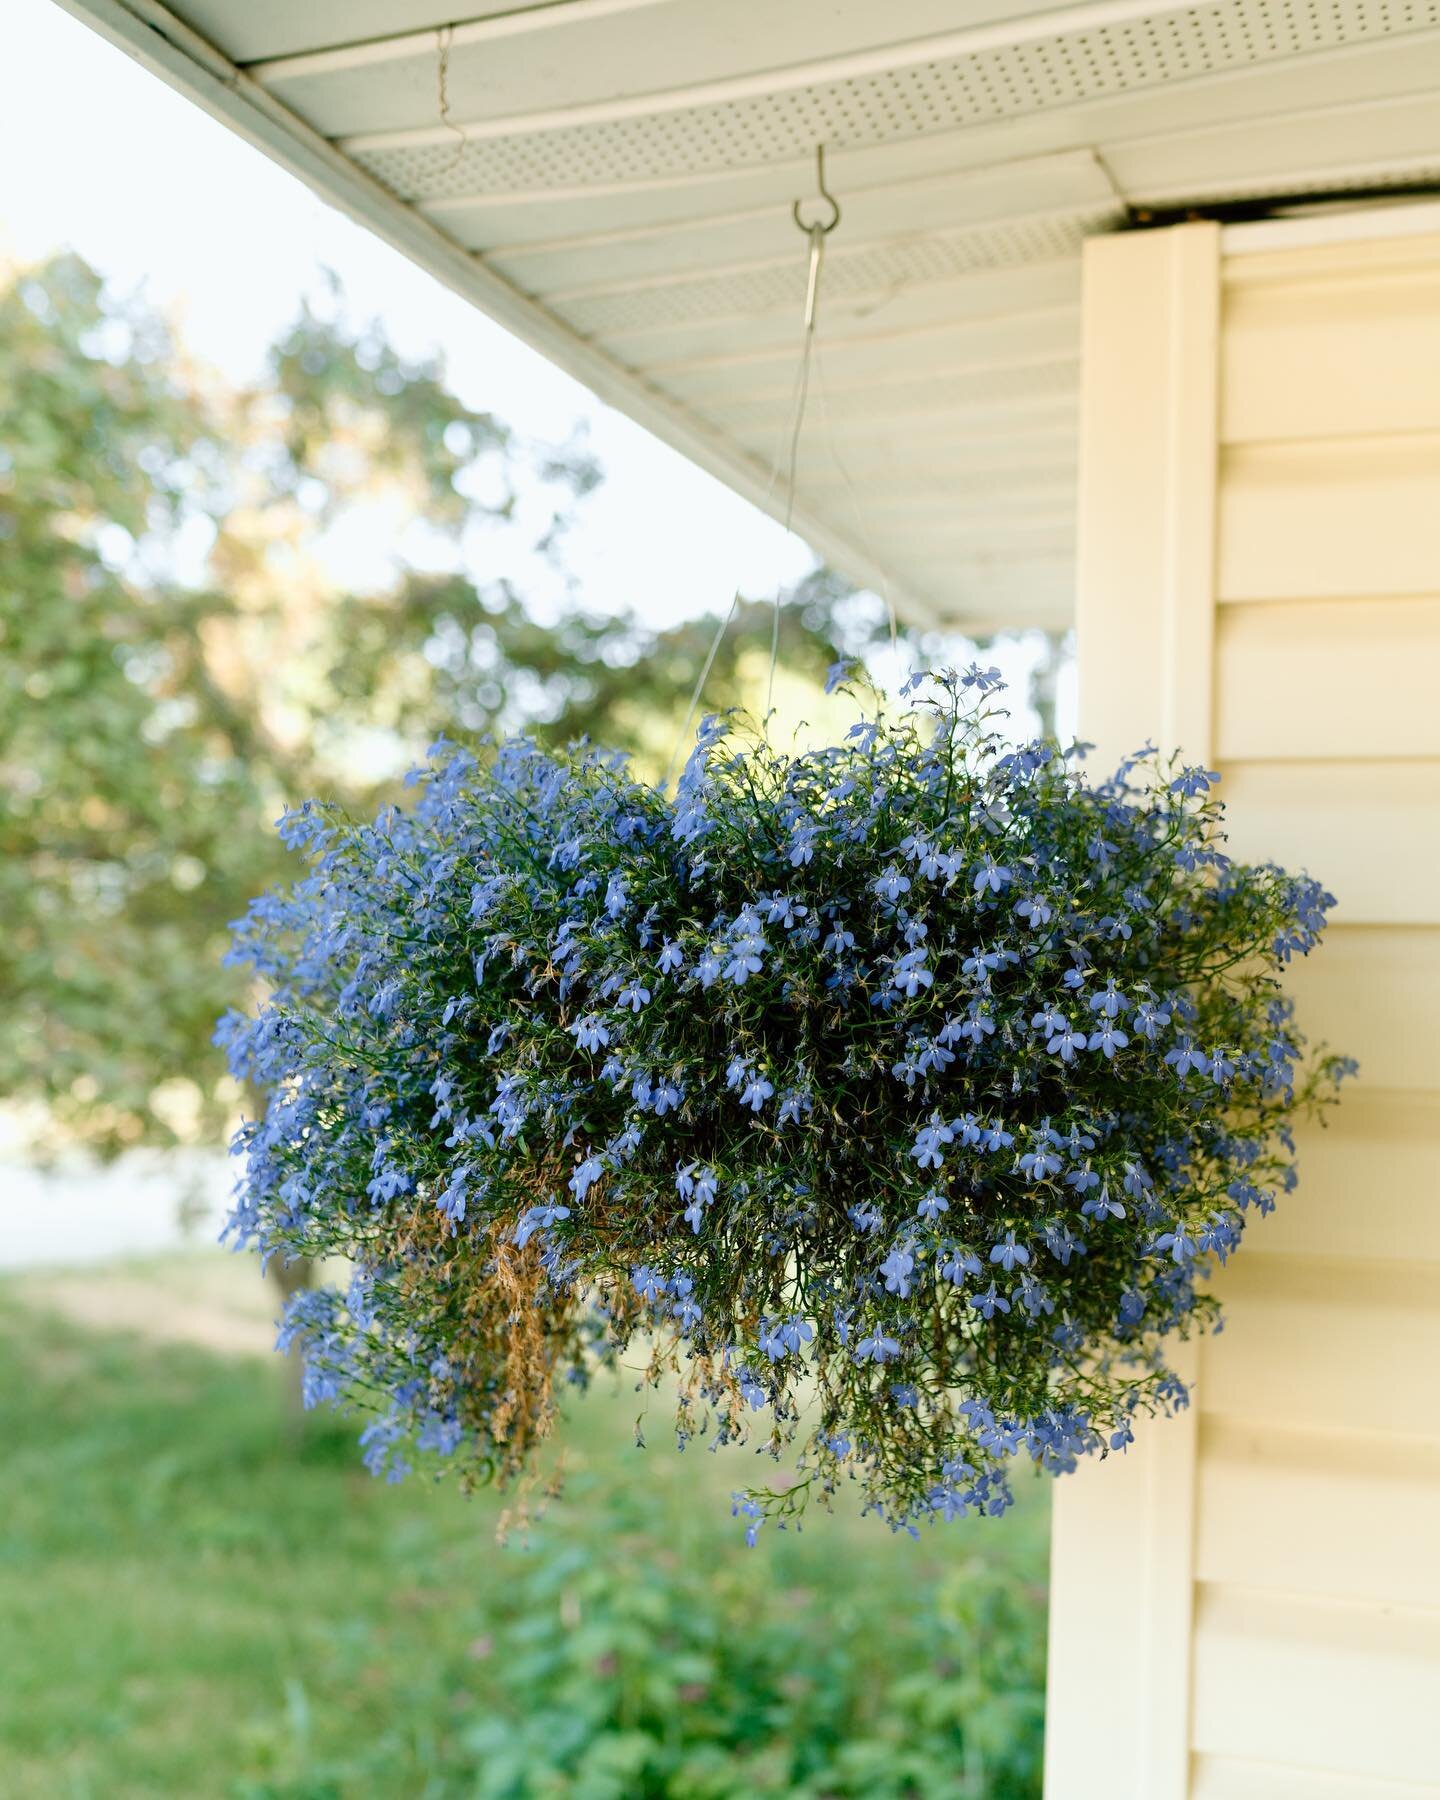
[{"left": 47, "top": 0, "right": 948, "bottom": 626}]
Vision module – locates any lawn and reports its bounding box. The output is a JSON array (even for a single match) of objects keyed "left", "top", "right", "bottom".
[{"left": 0, "top": 1259, "right": 1047, "bottom": 1799}]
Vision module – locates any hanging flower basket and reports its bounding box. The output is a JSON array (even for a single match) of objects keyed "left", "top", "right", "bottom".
[{"left": 221, "top": 666, "right": 1350, "bottom": 1537}]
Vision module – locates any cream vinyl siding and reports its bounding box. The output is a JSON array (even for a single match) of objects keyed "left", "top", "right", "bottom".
[{"left": 1045, "top": 210, "right": 1440, "bottom": 1799}]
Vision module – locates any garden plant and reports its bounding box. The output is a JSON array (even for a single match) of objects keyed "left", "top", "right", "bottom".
[{"left": 222, "top": 665, "right": 1350, "bottom": 1538}]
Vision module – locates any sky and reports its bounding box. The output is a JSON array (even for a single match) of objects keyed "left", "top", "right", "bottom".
[{"left": 0, "top": 0, "right": 1070, "bottom": 726}]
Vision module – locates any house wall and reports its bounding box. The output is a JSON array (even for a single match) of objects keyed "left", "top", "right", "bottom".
[{"left": 1044, "top": 208, "right": 1440, "bottom": 1800}]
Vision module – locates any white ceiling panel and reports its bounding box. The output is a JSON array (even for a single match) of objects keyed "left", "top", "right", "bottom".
[
  {"left": 49, "top": 0, "right": 1440, "bottom": 631},
  {"left": 660, "top": 312, "right": 1081, "bottom": 407},
  {"left": 253, "top": 1, "right": 1098, "bottom": 135},
  {"left": 1106, "top": 85, "right": 1440, "bottom": 199},
  {"left": 484, "top": 152, "right": 1114, "bottom": 293},
  {"left": 174, "top": 0, "right": 583, "bottom": 65}
]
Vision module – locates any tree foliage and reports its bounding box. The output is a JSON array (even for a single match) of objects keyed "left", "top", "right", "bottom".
[{"left": 2, "top": 253, "right": 953, "bottom": 1155}]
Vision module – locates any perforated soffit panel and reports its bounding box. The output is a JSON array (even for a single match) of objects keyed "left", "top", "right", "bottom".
[{"left": 51, "top": 0, "right": 1440, "bottom": 632}]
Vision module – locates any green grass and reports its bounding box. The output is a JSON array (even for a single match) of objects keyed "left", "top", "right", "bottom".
[{"left": 0, "top": 1266, "right": 1048, "bottom": 1799}]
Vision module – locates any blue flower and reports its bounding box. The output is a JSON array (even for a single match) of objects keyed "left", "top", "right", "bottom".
[
  {"left": 676, "top": 1162, "right": 718, "bottom": 1233},
  {"left": 670, "top": 1275, "right": 702, "bottom": 1331},
  {"left": 1153, "top": 1228, "right": 1197, "bottom": 1264},
  {"left": 1121, "top": 1162, "right": 1153, "bottom": 1200},
  {"left": 1088, "top": 1021, "right": 1130, "bottom": 1059},
  {"left": 971, "top": 856, "right": 1013, "bottom": 896},
  {"left": 722, "top": 929, "right": 766, "bottom": 985},
  {"left": 732, "top": 1493, "right": 765, "bottom": 1547},
  {"left": 604, "top": 873, "right": 630, "bottom": 918},
  {"left": 989, "top": 1233, "right": 1030, "bottom": 1273},
  {"left": 739, "top": 1071, "right": 774, "bottom": 1112},
  {"left": 969, "top": 1283, "right": 1011, "bottom": 1319},
  {"left": 1018, "top": 1141, "right": 1063, "bottom": 1181},
  {"left": 939, "top": 1247, "right": 982, "bottom": 1283},
  {"left": 911, "top": 1114, "right": 955, "bottom": 1170},
  {"left": 880, "top": 1245, "right": 916, "bottom": 1296},
  {"left": 568, "top": 1156, "right": 605, "bottom": 1202},
  {"left": 763, "top": 893, "right": 808, "bottom": 929},
  {"left": 1169, "top": 766, "right": 1220, "bottom": 799},
  {"left": 631, "top": 1263, "right": 666, "bottom": 1303},
  {"left": 516, "top": 1203, "right": 570, "bottom": 1249},
  {"left": 874, "top": 865, "right": 911, "bottom": 905},
  {"left": 891, "top": 948, "right": 933, "bottom": 998},
  {"left": 777, "top": 1088, "right": 811, "bottom": 1127},
  {"left": 1047, "top": 1022, "right": 1087, "bottom": 1063},
  {"left": 737, "top": 1370, "right": 767, "bottom": 1409},
  {"left": 1164, "top": 1038, "right": 1211, "bottom": 1079},
  {"left": 759, "top": 1316, "right": 813, "bottom": 1361}
]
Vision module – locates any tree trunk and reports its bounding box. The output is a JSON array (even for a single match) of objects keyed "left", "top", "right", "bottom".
[{"left": 268, "top": 1254, "right": 315, "bottom": 1443}]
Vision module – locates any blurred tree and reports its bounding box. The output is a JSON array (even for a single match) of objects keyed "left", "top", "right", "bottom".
[
  {"left": 0, "top": 254, "right": 591, "bottom": 1156},
  {"left": 0, "top": 251, "right": 1058, "bottom": 1162}
]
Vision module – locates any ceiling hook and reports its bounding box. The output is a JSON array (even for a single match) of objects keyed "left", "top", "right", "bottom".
[{"left": 792, "top": 144, "right": 842, "bottom": 236}]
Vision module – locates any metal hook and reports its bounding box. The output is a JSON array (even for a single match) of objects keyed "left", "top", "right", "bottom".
[{"left": 792, "top": 144, "right": 841, "bottom": 236}]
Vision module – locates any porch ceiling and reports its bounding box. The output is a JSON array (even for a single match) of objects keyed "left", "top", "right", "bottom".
[{"left": 51, "top": 0, "right": 1440, "bottom": 633}]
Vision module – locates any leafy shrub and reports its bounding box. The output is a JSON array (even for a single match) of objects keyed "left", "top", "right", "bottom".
[
  {"left": 436, "top": 1489, "right": 1047, "bottom": 1800},
  {"left": 0, "top": 1287, "right": 1047, "bottom": 1800},
  {"left": 221, "top": 666, "right": 1349, "bottom": 1535}
]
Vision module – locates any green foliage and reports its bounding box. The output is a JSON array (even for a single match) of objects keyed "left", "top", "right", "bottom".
[
  {"left": 0, "top": 254, "right": 277, "bottom": 1151},
  {"left": 0, "top": 1272, "right": 1047, "bottom": 1798}
]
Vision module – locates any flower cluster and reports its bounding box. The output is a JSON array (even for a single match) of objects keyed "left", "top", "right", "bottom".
[{"left": 220, "top": 666, "right": 1351, "bottom": 1536}]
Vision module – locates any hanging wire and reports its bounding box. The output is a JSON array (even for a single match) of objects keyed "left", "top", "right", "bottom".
[
  {"left": 812, "top": 337, "right": 899, "bottom": 659},
  {"left": 764, "top": 221, "right": 825, "bottom": 721},
  {"left": 434, "top": 25, "right": 471, "bottom": 181},
  {"left": 664, "top": 146, "right": 841, "bottom": 783},
  {"left": 662, "top": 329, "right": 809, "bottom": 785}
]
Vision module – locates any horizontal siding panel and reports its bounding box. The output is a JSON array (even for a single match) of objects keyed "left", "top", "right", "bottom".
[
  {"left": 1246, "top": 1090, "right": 1440, "bottom": 1265},
  {"left": 1192, "top": 1751, "right": 1440, "bottom": 1798},
  {"left": 1196, "top": 1419, "right": 1440, "bottom": 1610},
  {"left": 1221, "top": 266, "right": 1440, "bottom": 444},
  {"left": 1224, "top": 233, "right": 1440, "bottom": 293},
  {"left": 1282, "top": 924, "right": 1440, "bottom": 1094},
  {"left": 1214, "top": 598, "right": 1440, "bottom": 760},
  {"left": 1216, "top": 761, "right": 1440, "bottom": 923},
  {"left": 1200, "top": 1253, "right": 1440, "bottom": 1439},
  {"left": 1217, "top": 439, "right": 1440, "bottom": 601},
  {"left": 1192, "top": 1583, "right": 1440, "bottom": 1785}
]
